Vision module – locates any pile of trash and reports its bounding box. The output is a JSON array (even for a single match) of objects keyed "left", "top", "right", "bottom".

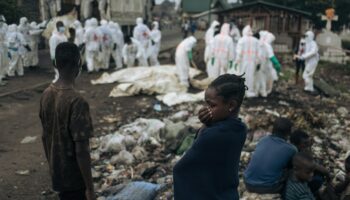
[{"left": 91, "top": 105, "right": 203, "bottom": 199}]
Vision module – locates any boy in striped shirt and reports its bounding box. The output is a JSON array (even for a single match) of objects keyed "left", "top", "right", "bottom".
[{"left": 285, "top": 152, "right": 315, "bottom": 200}]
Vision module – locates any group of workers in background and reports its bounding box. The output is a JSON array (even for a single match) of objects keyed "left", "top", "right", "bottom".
[
  {"left": 0, "top": 15, "right": 46, "bottom": 85},
  {"left": 1, "top": 13, "right": 319, "bottom": 96},
  {"left": 175, "top": 20, "right": 320, "bottom": 96},
  {"left": 49, "top": 17, "right": 162, "bottom": 82},
  {"left": 0, "top": 15, "right": 162, "bottom": 85}
]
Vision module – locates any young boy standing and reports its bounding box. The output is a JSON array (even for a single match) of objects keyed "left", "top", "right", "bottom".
[
  {"left": 285, "top": 152, "right": 316, "bottom": 200},
  {"left": 173, "top": 74, "right": 247, "bottom": 200},
  {"left": 39, "top": 42, "right": 95, "bottom": 200}
]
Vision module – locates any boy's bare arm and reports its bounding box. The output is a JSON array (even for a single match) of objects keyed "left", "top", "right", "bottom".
[{"left": 75, "top": 140, "right": 95, "bottom": 199}]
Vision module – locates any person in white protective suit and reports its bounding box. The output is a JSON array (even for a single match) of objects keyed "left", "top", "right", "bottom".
[
  {"left": 28, "top": 22, "right": 44, "bottom": 68},
  {"left": 175, "top": 36, "right": 197, "bottom": 87},
  {"left": 18, "top": 17, "right": 32, "bottom": 68},
  {"left": 234, "top": 25, "right": 261, "bottom": 98},
  {"left": 133, "top": 17, "right": 150, "bottom": 66},
  {"left": 108, "top": 21, "right": 124, "bottom": 69},
  {"left": 148, "top": 21, "right": 162, "bottom": 66},
  {"left": 298, "top": 31, "right": 319, "bottom": 92},
  {"left": 71, "top": 20, "right": 84, "bottom": 47},
  {"left": 204, "top": 20, "right": 220, "bottom": 77},
  {"left": 255, "top": 31, "right": 281, "bottom": 97},
  {"left": 207, "top": 23, "right": 235, "bottom": 79},
  {"left": 98, "top": 19, "right": 113, "bottom": 70},
  {"left": 80, "top": 0, "right": 93, "bottom": 20},
  {"left": 49, "top": 21, "right": 68, "bottom": 82},
  {"left": 6, "top": 24, "right": 27, "bottom": 77},
  {"left": 230, "top": 22, "right": 241, "bottom": 59},
  {"left": 0, "top": 15, "right": 8, "bottom": 85},
  {"left": 84, "top": 18, "right": 103, "bottom": 72},
  {"left": 122, "top": 36, "right": 142, "bottom": 68}
]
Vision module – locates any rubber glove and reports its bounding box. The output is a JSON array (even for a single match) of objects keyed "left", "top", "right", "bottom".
[
  {"left": 270, "top": 56, "right": 281, "bottom": 73},
  {"left": 188, "top": 50, "right": 193, "bottom": 61}
]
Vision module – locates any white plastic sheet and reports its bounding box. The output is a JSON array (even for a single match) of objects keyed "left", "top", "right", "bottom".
[{"left": 91, "top": 65, "right": 202, "bottom": 97}]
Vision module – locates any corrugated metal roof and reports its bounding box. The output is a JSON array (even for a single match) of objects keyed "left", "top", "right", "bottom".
[{"left": 219, "top": 0, "right": 312, "bottom": 16}]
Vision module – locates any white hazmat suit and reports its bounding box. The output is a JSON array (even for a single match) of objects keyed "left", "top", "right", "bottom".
[
  {"left": 208, "top": 23, "right": 235, "bottom": 79},
  {"left": 72, "top": 20, "right": 85, "bottom": 47},
  {"left": 235, "top": 25, "right": 261, "bottom": 98},
  {"left": 108, "top": 21, "right": 124, "bottom": 69},
  {"left": 18, "top": 17, "right": 32, "bottom": 67},
  {"left": 99, "top": 19, "right": 113, "bottom": 70},
  {"left": 0, "top": 16, "right": 8, "bottom": 84},
  {"left": 28, "top": 22, "right": 43, "bottom": 67},
  {"left": 230, "top": 23, "right": 241, "bottom": 60},
  {"left": 204, "top": 20, "right": 220, "bottom": 77},
  {"left": 175, "top": 36, "right": 197, "bottom": 87},
  {"left": 255, "top": 31, "right": 279, "bottom": 97},
  {"left": 301, "top": 31, "right": 319, "bottom": 92},
  {"left": 49, "top": 24, "right": 68, "bottom": 82},
  {"left": 133, "top": 18, "right": 150, "bottom": 66},
  {"left": 148, "top": 21, "right": 162, "bottom": 66},
  {"left": 122, "top": 38, "right": 142, "bottom": 68},
  {"left": 6, "top": 24, "right": 26, "bottom": 77},
  {"left": 84, "top": 18, "right": 103, "bottom": 72}
]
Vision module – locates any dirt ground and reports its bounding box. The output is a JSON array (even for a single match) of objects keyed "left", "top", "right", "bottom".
[{"left": 0, "top": 47, "right": 349, "bottom": 199}]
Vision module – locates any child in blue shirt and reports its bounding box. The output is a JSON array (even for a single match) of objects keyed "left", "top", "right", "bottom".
[{"left": 244, "top": 118, "right": 296, "bottom": 194}]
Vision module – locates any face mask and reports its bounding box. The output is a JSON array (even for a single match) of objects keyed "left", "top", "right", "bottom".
[{"left": 58, "top": 27, "right": 65, "bottom": 33}]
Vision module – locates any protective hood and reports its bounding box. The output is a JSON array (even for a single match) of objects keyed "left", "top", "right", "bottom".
[
  {"left": 108, "top": 21, "right": 121, "bottom": 31},
  {"left": 210, "top": 20, "right": 220, "bottom": 29},
  {"left": 90, "top": 18, "right": 98, "bottom": 28},
  {"left": 304, "top": 31, "right": 314, "bottom": 43},
  {"left": 30, "top": 22, "right": 37, "bottom": 28},
  {"left": 220, "top": 23, "right": 230, "bottom": 35},
  {"left": 242, "top": 25, "right": 253, "bottom": 36},
  {"left": 264, "top": 32, "right": 275, "bottom": 44},
  {"left": 187, "top": 36, "right": 197, "bottom": 48},
  {"left": 73, "top": 20, "right": 82, "bottom": 29},
  {"left": 152, "top": 21, "right": 159, "bottom": 30},
  {"left": 85, "top": 19, "right": 91, "bottom": 28},
  {"left": 20, "top": 17, "right": 28, "bottom": 25},
  {"left": 259, "top": 30, "right": 268, "bottom": 41},
  {"left": 136, "top": 17, "right": 143, "bottom": 25},
  {"left": 8, "top": 24, "right": 17, "bottom": 32},
  {"left": 100, "top": 19, "right": 108, "bottom": 26}
]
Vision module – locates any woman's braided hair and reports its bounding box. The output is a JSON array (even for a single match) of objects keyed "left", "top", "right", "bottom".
[{"left": 209, "top": 74, "right": 247, "bottom": 107}]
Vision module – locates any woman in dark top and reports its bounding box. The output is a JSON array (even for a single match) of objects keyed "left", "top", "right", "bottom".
[{"left": 173, "top": 74, "right": 247, "bottom": 200}]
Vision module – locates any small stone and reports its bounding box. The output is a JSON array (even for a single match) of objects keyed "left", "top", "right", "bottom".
[{"left": 337, "top": 107, "right": 348, "bottom": 117}]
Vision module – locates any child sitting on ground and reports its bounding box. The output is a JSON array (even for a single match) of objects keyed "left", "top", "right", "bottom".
[
  {"left": 290, "top": 130, "right": 330, "bottom": 195},
  {"left": 285, "top": 152, "right": 316, "bottom": 200},
  {"left": 173, "top": 74, "right": 247, "bottom": 200},
  {"left": 334, "top": 155, "right": 350, "bottom": 200},
  {"left": 244, "top": 118, "right": 297, "bottom": 194}
]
